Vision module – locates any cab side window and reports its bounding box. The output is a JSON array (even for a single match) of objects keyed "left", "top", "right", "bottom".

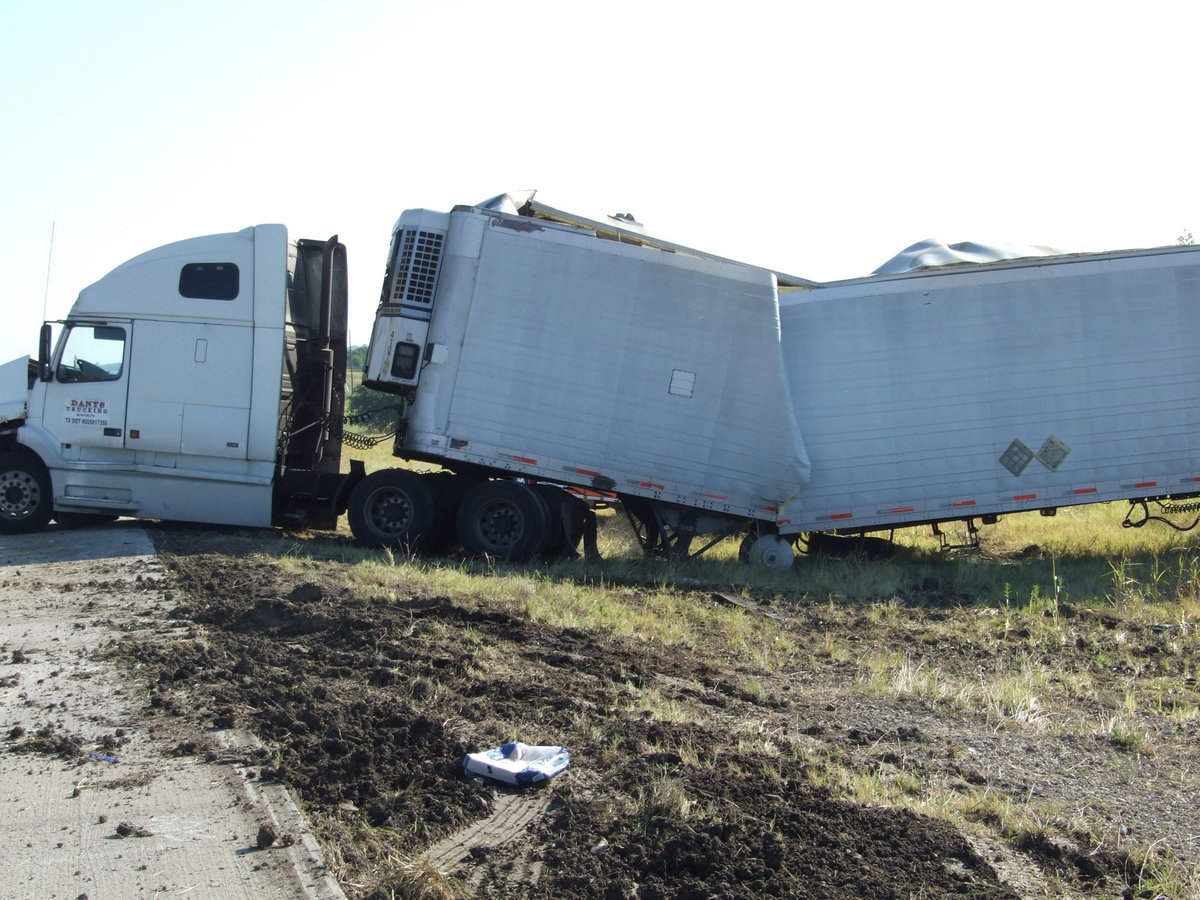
[
  {"left": 57, "top": 325, "right": 126, "bottom": 383},
  {"left": 179, "top": 263, "right": 239, "bottom": 300}
]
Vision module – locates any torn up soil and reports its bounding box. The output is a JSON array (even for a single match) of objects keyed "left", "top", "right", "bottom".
[{"left": 98, "top": 527, "right": 1197, "bottom": 899}]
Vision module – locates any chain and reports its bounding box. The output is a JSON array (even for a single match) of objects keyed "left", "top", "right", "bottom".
[
  {"left": 335, "top": 424, "right": 393, "bottom": 451},
  {"left": 341, "top": 404, "right": 401, "bottom": 427},
  {"left": 1122, "top": 499, "right": 1200, "bottom": 532},
  {"left": 332, "top": 401, "right": 402, "bottom": 449},
  {"left": 278, "top": 398, "right": 400, "bottom": 454}
]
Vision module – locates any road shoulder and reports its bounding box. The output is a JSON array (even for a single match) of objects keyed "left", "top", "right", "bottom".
[{"left": 0, "top": 523, "right": 345, "bottom": 899}]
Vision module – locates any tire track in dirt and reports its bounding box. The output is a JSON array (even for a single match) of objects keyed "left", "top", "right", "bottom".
[{"left": 424, "top": 786, "right": 551, "bottom": 887}]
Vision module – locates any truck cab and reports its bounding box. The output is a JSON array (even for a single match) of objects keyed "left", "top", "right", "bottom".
[{"left": 0, "top": 226, "right": 348, "bottom": 534}]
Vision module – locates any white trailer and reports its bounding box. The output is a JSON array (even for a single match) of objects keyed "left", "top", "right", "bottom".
[
  {"left": 355, "top": 196, "right": 1200, "bottom": 564},
  {"left": 354, "top": 199, "right": 813, "bottom": 561},
  {"left": 2, "top": 193, "right": 1198, "bottom": 568},
  {"left": 777, "top": 246, "right": 1200, "bottom": 539}
]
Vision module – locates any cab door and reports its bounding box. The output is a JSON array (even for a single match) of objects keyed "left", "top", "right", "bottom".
[
  {"left": 123, "top": 318, "right": 252, "bottom": 458},
  {"left": 42, "top": 322, "right": 131, "bottom": 451}
]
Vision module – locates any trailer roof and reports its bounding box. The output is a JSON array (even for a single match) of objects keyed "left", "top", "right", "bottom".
[
  {"left": 510, "top": 195, "right": 820, "bottom": 290},
  {"left": 827, "top": 240, "right": 1200, "bottom": 288}
]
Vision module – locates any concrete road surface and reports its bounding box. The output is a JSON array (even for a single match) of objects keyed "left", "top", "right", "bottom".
[{"left": 0, "top": 523, "right": 346, "bottom": 899}]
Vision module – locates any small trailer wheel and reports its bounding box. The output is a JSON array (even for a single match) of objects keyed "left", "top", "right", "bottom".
[{"left": 738, "top": 533, "right": 795, "bottom": 571}]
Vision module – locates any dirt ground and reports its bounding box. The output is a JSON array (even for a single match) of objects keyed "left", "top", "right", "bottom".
[{"left": 63, "top": 524, "right": 1200, "bottom": 898}]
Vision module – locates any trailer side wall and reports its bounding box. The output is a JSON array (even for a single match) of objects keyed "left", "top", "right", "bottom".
[
  {"left": 405, "top": 211, "right": 811, "bottom": 515},
  {"left": 777, "top": 247, "right": 1200, "bottom": 532}
]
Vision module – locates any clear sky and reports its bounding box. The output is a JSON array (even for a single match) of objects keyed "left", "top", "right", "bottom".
[{"left": 2, "top": 0, "right": 1197, "bottom": 363}]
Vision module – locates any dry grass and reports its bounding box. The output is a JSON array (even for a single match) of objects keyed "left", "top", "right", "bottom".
[{"left": 312, "top": 812, "right": 463, "bottom": 900}]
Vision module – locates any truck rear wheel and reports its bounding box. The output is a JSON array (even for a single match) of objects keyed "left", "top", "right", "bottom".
[
  {"left": 533, "top": 484, "right": 585, "bottom": 559},
  {"left": 0, "top": 452, "right": 53, "bottom": 535},
  {"left": 423, "top": 472, "right": 478, "bottom": 554},
  {"left": 348, "top": 469, "right": 437, "bottom": 551},
  {"left": 456, "top": 480, "right": 548, "bottom": 562}
]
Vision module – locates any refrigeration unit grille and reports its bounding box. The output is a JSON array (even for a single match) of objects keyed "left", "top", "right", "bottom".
[{"left": 392, "top": 229, "right": 444, "bottom": 318}]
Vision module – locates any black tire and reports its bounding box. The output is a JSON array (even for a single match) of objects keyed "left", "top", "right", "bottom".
[
  {"left": 738, "top": 532, "right": 755, "bottom": 564},
  {"left": 0, "top": 451, "right": 53, "bottom": 535},
  {"left": 456, "top": 480, "right": 549, "bottom": 562},
  {"left": 422, "top": 472, "right": 478, "bottom": 555},
  {"left": 347, "top": 469, "right": 437, "bottom": 551},
  {"left": 533, "top": 484, "right": 585, "bottom": 560}
]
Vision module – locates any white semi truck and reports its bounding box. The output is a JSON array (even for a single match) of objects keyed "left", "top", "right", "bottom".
[{"left": 3, "top": 193, "right": 1199, "bottom": 567}]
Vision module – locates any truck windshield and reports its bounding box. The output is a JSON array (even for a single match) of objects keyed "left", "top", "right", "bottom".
[{"left": 56, "top": 324, "right": 126, "bottom": 383}]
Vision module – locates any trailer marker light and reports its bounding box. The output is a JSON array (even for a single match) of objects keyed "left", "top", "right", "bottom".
[
  {"left": 1074, "top": 487, "right": 1097, "bottom": 495},
  {"left": 1014, "top": 494, "right": 1037, "bottom": 501}
]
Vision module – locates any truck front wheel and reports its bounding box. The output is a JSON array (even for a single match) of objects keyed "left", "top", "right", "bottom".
[
  {"left": 0, "top": 452, "right": 53, "bottom": 535},
  {"left": 347, "top": 469, "right": 437, "bottom": 551}
]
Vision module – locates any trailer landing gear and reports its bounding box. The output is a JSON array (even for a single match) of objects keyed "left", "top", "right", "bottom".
[{"left": 621, "top": 496, "right": 790, "bottom": 566}]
